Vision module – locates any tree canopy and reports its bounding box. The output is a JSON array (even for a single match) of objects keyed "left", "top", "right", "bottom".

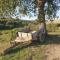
[{"left": 0, "top": 0, "right": 60, "bottom": 20}]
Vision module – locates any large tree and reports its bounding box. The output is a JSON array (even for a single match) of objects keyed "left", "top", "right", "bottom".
[
  {"left": 0, "top": 0, "right": 60, "bottom": 32},
  {"left": 35, "top": 0, "right": 59, "bottom": 32},
  {"left": 19, "top": 0, "right": 59, "bottom": 32},
  {"left": 0, "top": 0, "right": 15, "bottom": 18}
]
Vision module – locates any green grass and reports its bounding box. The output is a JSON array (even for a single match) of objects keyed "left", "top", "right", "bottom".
[
  {"left": 48, "top": 31, "right": 60, "bottom": 35},
  {"left": 0, "top": 45, "right": 46, "bottom": 60},
  {"left": 0, "top": 29, "right": 46, "bottom": 60},
  {"left": 0, "top": 29, "right": 60, "bottom": 60},
  {"left": 0, "top": 29, "right": 20, "bottom": 54}
]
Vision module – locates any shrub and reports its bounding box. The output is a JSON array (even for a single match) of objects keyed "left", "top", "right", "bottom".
[
  {"left": 46, "top": 23, "right": 57, "bottom": 32},
  {"left": 0, "top": 18, "right": 23, "bottom": 29}
]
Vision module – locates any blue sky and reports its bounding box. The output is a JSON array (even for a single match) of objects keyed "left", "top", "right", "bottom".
[
  {"left": 12, "top": 3, "right": 60, "bottom": 21},
  {"left": 12, "top": 6, "right": 37, "bottom": 20},
  {"left": 56, "top": 10, "right": 60, "bottom": 18}
]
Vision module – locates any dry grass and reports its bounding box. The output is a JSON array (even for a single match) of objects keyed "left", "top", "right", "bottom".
[{"left": 0, "top": 29, "right": 60, "bottom": 60}]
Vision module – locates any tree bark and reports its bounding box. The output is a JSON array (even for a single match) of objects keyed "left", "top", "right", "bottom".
[{"left": 37, "top": 0, "right": 46, "bottom": 33}]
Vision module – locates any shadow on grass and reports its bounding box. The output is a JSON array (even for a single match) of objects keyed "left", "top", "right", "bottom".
[
  {"left": 2, "top": 34, "right": 60, "bottom": 55},
  {"left": 45, "top": 34, "right": 60, "bottom": 44}
]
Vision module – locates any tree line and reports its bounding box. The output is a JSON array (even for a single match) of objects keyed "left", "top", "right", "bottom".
[{"left": 0, "top": 18, "right": 26, "bottom": 29}]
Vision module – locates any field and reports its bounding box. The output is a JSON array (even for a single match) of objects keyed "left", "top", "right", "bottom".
[
  {"left": 0, "top": 29, "right": 46, "bottom": 60},
  {"left": 0, "top": 29, "right": 60, "bottom": 60}
]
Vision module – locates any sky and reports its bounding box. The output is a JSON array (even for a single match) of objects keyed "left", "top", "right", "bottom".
[
  {"left": 12, "top": 6, "right": 37, "bottom": 21},
  {"left": 12, "top": 3, "right": 60, "bottom": 21},
  {"left": 56, "top": 3, "right": 60, "bottom": 19},
  {"left": 56, "top": 10, "right": 60, "bottom": 18}
]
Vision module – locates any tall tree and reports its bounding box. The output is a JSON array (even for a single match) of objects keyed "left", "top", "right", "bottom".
[
  {"left": 0, "top": 0, "right": 15, "bottom": 18},
  {"left": 0, "top": 0, "right": 60, "bottom": 32},
  {"left": 35, "top": 0, "right": 59, "bottom": 32},
  {"left": 36, "top": 0, "right": 46, "bottom": 32},
  {"left": 19, "top": 0, "right": 59, "bottom": 31}
]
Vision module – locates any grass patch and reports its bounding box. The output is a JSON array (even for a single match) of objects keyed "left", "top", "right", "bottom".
[
  {"left": 48, "top": 31, "right": 60, "bottom": 35},
  {"left": 0, "top": 29, "right": 46, "bottom": 60},
  {"left": 0, "top": 29, "right": 60, "bottom": 60},
  {"left": 1, "top": 45, "right": 46, "bottom": 60}
]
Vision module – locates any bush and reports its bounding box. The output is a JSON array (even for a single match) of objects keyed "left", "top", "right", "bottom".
[
  {"left": 0, "top": 18, "right": 23, "bottom": 29},
  {"left": 46, "top": 23, "right": 57, "bottom": 32}
]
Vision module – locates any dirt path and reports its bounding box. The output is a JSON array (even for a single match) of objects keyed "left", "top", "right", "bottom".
[{"left": 45, "top": 44, "right": 60, "bottom": 60}]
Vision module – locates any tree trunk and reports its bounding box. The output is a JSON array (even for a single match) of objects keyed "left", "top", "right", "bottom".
[{"left": 37, "top": 0, "right": 46, "bottom": 33}]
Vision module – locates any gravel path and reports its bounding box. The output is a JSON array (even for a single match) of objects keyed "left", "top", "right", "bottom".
[{"left": 44, "top": 44, "right": 60, "bottom": 60}]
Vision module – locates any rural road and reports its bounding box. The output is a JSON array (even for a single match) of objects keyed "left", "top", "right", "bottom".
[{"left": 45, "top": 44, "right": 60, "bottom": 60}]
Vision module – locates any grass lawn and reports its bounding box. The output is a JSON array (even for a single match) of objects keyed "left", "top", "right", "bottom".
[
  {"left": 0, "top": 29, "right": 60, "bottom": 60},
  {"left": 0, "top": 44, "right": 47, "bottom": 60},
  {"left": 48, "top": 32, "right": 60, "bottom": 35}
]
